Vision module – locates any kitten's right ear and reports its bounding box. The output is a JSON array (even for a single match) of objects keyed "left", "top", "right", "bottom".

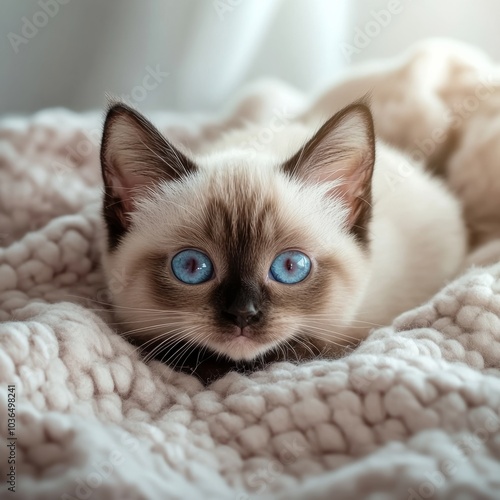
[
  {"left": 281, "top": 103, "right": 375, "bottom": 244},
  {"left": 100, "top": 103, "right": 197, "bottom": 249}
]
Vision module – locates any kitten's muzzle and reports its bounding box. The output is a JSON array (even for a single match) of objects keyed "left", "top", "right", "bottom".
[{"left": 223, "top": 301, "right": 262, "bottom": 329}]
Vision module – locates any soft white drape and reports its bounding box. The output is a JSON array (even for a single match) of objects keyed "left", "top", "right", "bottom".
[{"left": 0, "top": 0, "right": 499, "bottom": 114}]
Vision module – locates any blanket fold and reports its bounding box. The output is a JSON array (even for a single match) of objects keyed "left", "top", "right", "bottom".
[{"left": 1, "top": 40, "right": 500, "bottom": 499}]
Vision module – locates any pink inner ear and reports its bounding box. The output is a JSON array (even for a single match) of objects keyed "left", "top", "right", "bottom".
[
  {"left": 108, "top": 166, "right": 149, "bottom": 217},
  {"left": 318, "top": 154, "right": 372, "bottom": 229}
]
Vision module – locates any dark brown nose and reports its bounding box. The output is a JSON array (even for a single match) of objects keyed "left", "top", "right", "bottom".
[{"left": 223, "top": 301, "right": 261, "bottom": 329}]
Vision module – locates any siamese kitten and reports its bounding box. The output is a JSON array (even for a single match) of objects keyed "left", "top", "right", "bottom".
[{"left": 100, "top": 102, "right": 466, "bottom": 371}]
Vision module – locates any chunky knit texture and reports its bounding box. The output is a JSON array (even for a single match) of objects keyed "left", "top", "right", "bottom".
[{"left": 1, "top": 40, "right": 500, "bottom": 500}]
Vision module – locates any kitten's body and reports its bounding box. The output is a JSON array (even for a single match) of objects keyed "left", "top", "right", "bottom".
[
  {"left": 350, "top": 143, "right": 465, "bottom": 332},
  {"left": 100, "top": 103, "right": 466, "bottom": 369}
]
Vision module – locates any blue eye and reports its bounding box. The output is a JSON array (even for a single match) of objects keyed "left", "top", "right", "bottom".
[
  {"left": 270, "top": 251, "right": 311, "bottom": 284},
  {"left": 171, "top": 249, "right": 214, "bottom": 284}
]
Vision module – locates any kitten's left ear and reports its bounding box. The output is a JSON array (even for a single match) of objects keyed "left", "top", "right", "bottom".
[{"left": 282, "top": 103, "right": 375, "bottom": 243}]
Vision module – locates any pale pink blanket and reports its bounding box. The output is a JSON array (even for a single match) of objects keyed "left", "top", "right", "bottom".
[{"left": 1, "top": 40, "right": 500, "bottom": 499}]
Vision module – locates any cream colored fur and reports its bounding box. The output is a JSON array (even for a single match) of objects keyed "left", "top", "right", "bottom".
[
  {"left": 103, "top": 115, "right": 467, "bottom": 359},
  {"left": 349, "top": 143, "right": 466, "bottom": 334}
]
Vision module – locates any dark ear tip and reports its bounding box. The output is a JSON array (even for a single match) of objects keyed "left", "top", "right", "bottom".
[
  {"left": 344, "top": 101, "right": 374, "bottom": 123},
  {"left": 102, "top": 103, "right": 153, "bottom": 143},
  {"left": 338, "top": 101, "right": 375, "bottom": 144},
  {"left": 104, "top": 102, "right": 137, "bottom": 123},
  {"left": 350, "top": 93, "right": 373, "bottom": 111}
]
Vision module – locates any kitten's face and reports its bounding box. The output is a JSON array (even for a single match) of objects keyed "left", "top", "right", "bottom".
[{"left": 100, "top": 103, "right": 375, "bottom": 362}]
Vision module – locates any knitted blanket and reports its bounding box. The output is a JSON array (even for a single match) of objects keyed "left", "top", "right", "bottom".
[{"left": 1, "top": 40, "right": 500, "bottom": 500}]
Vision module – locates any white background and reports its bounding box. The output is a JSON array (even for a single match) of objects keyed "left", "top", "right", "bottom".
[{"left": 1, "top": 0, "right": 499, "bottom": 114}]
